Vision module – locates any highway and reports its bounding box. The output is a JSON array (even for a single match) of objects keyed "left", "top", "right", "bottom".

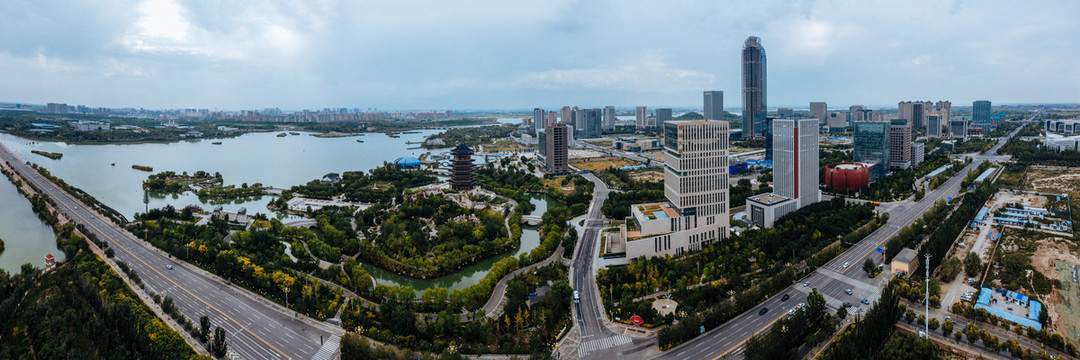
[
  {"left": 0, "top": 141, "right": 343, "bottom": 360},
  {"left": 654, "top": 114, "right": 1036, "bottom": 360}
]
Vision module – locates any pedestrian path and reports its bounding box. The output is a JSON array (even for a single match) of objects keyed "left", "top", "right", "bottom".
[
  {"left": 311, "top": 334, "right": 340, "bottom": 360},
  {"left": 577, "top": 335, "right": 631, "bottom": 358}
]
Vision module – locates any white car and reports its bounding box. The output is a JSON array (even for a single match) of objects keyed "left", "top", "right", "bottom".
[
  {"left": 802, "top": 281, "right": 810, "bottom": 287},
  {"left": 845, "top": 288, "right": 853, "bottom": 295},
  {"left": 842, "top": 261, "right": 850, "bottom": 269}
]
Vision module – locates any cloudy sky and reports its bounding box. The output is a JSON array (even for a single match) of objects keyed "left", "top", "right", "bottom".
[{"left": 1, "top": 0, "right": 1077, "bottom": 111}]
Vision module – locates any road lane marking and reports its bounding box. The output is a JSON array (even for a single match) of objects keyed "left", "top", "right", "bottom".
[{"left": 75, "top": 209, "right": 293, "bottom": 359}]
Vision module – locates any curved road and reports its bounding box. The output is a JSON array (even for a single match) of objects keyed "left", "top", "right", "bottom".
[{"left": 0, "top": 141, "right": 343, "bottom": 360}]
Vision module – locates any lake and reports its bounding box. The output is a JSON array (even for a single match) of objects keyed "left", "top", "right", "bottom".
[
  {"left": 0, "top": 168, "right": 64, "bottom": 273},
  {"left": 0, "top": 130, "right": 549, "bottom": 292}
]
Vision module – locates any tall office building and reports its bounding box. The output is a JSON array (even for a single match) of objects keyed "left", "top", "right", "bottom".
[
  {"left": 950, "top": 120, "right": 968, "bottom": 141},
  {"left": 764, "top": 116, "right": 775, "bottom": 161},
  {"left": 623, "top": 120, "right": 729, "bottom": 258},
  {"left": 656, "top": 108, "right": 673, "bottom": 125},
  {"left": 578, "top": 108, "right": 603, "bottom": 138},
  {"left": 973, "top": 100, "right": 992, "bottom": 131},
  {"left": 927, "top": 114, "right": 943, "bottom": 138},
  {"left": 603, "top": 106, "right": 616, "bottom": 131},
  {"left": 889, "top": 119, "right": 912, "bottom": 169},
  {"left": 854, "top": 121, "right": 891, "bottom": 180},
  {"left": 898, "top": 101, "right": 931, "bottom": 128},
  {"left": 636, "top": 106, "right": 648, "bottom": 128},
  {"left": 570, "top": 106, "right": 579, "bottom": 129},
  {"left": 810, "top": 102, "right": 827, "bottom": 125},
  {"left": 934, "top": 101, "right": 952, "bottom": 123},
  {"left": 704, "top": 91, "right": 724, "bottom": 120},
  {"left": 545, "top": 112, "right": 558, "bottom": 128},
  {"left": 742, "top": 36, "right": 767, "bottom": 138},
  {"left": 560, "top": 106, "right": 572, "bottom": 129},
  {"left": 773, "top": 119, "right": 820, "bottom": 208},
  {"left": 544, "top": 123, "right": 569, "bottom": 174},
  {"left": 850, "top": 105, "right": 872, "bottom": 124},
  {"left": 533, "top": 108, "right": 546, "bottom": 133}
]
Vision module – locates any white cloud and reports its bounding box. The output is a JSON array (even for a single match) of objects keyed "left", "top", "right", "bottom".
[{"left": 515, "top": 53, "right": 714, "bottom": 93}]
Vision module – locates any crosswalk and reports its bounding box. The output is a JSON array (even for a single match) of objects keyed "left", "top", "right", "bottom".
[
  {"left": 577, "top": 335, "right": 632, "bottom": 357},
  {"left": 311, "top": 335, "right": 340, "bottom": 360}
]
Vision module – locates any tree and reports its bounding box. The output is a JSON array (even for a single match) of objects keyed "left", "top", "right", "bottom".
[
  {"left": 941, "top": 320, "right": 954, "bottom": 337},
  {"left": 836, "top": 305, "right": 848, "bottom": 320},
  {"left": 212, "top": 326, "right": 228, "bottom": 357},
  {"left": 199, "top": 315, "right": 211, "bottom": 342},
  {"left": 340, "top": 333, "right": 371, "bottom": 360},
  {"left": 964, "top": 252, "right": 982, "bottom": 277},
  {"left": 863, "top": 258, "right": 876, "bottom": 275}
]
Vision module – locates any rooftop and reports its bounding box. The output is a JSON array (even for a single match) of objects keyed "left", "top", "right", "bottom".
[
  {"left": 635, "top": 202, "right": 678, "bottom": 220},
  {"left": 893, "top": 248, "right": 918, "bottom": 264},
  {"left": 747, "top": 192, "right": 793, "bottom": 206}
]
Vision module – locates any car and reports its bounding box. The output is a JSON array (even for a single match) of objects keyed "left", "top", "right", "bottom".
[
  {"left": 788, "top": 308, "right": 797, "bottom": 315},
  {"left": 842, "top": 302, "right": 852, "bottom": 308},
  {"left": 798, "top": 302, "right": 806, "bottom": 309},
  {"left": 945, "top": 316, "right": 952, "bottom": 322},
  {"left": 803, "top": 281, "right": 810, "bottom": 287},
  {"left": 845, "top": 288, "right": 853, "bottom": 295},
  {"left": 781, "top": 294, "right": 790, "bottom": 301},
  {"left": 573, "top": 291, "right": 580, "bottom": 303},
  {"left": 842, "top": 261, "right": 850, "bottom": 269},
  {"left": 166, "top": 264, "right": 173, "bottom": 270},
  {"left": 759, "top": 307, "right": 768, "bottom": 315},
  {"left": 861, "top": 297, "right": 870, "bottom": 305}
]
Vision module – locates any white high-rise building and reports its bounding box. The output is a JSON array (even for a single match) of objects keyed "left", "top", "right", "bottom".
[
  {"left": 747, "top": 118, "right": 819, "bottom": 227},
  {"left": 622, "top": 120, "right": 729, "bottom": 258},
  {"left": 773, "top": 119, "right": 820, "bottom": 208},
  {"left": 533, "top": 108, "right": 546, "bottom": 133},
  {"left": 636, "top": 106, "right": 648, "bottom": 128},
  {"left": 603, "top": 106, "right": 616, "bottom": 131}
]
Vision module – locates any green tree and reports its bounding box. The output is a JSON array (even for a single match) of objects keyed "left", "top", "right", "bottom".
[
  {"left": 863, "top": 258, "right": 876, "bottom": 275},
  {"left": 964, "top": 252, "right": 982, "bottom": 277},
  {"left": 340, "top": 333, "right": 371, "bottom": 360},
  {"left": 199, "top": 315, "right": 211, "bottom": 343},
  {"left": 941, "top": 319, "right": 954, "bottom": 337},
  {"left": 212, "top": 326, "right": 228, "bottom": 357}
]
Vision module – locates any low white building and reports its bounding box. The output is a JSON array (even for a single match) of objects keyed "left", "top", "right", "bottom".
[{"left": 746, "top": 193, "right": 797, "bottom": 228}]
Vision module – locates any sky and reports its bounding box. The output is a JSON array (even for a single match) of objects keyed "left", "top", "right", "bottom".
[{"left": 1, "top": 0, "right": 1078, "bottom": 111}]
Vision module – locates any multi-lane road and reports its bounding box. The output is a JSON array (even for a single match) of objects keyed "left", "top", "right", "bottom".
[
  {"left": 651, "top": 115, "right": 1036, "bottom": 359},
  {"left": 0, "top": 142, "right": 343, "bottom": 360},
  {"left": 570, "top": 173, "right": 646, "bottom": 358}
]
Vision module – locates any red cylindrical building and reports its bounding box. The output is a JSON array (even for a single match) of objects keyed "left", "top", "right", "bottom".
[{"left": 825, "top": 163, "right": 870, "bottom": 191}]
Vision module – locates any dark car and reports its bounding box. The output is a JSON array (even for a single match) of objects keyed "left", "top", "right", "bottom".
[
  {"left": 759, "top": 307, "right": 768, "bottom": 315},
  {"left": 842, "top": 302, "right": 852, "bottom": 308},
  {"left": 781, "top": 294, "right": 790, "bottom": 301}
]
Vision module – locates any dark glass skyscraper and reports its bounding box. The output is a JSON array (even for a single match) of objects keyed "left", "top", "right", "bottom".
[{"left": 742, "top": 36, "right": 767, "bottom": 139}]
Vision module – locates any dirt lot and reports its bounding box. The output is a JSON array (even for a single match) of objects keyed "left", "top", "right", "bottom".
[
  {"left": 1026, "top": 167, "right": 1080, "bottom": 198},
  {"left": 484, "top": 139, "right": 527, "bottom": 152},
  {"left": 1029, "top": 239, "right": 1080, "bottom": 342},
  {"left": 570, "top": 157, "right": 642, "bottom": 172},
  {"left": 630, "top": 170, "right": 664, "bottom": 183}
]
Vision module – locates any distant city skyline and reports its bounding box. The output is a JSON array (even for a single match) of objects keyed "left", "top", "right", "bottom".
[{"left": 1, "top": 1, "right": 1078, "bottom": 110}]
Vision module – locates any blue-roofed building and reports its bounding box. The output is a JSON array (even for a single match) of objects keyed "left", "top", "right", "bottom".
[
  {"left": 394, "top": 156, "right": 422, "bottom": 169},
  {"left": 974, "top": 287, "right": 1042, "bottom": 331},
  {"left": 925, "top": 164, "right": 953, "bottom": 179},
  {"left": 974, "top": 167, "right": 997, "bottom": 184}
]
